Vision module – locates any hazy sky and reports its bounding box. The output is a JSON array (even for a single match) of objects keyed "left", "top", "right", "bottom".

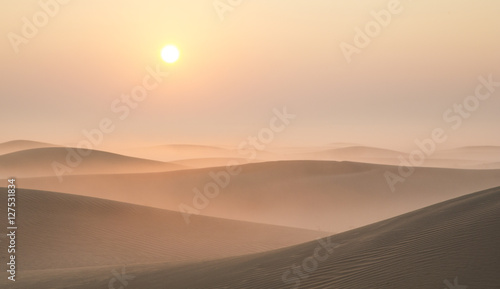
[{"left": 1, "top": 0, "right": 500, "bottom": 151}]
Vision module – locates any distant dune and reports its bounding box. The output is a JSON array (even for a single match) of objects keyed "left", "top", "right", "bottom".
[
  {"left": 20, "top": 160, "right": 500, "bottom": 233},
  {"left": 0, "top": 147, "right": 187, "bottom": 178},
  {"left": 281, "top": 145, "right": 500, "bottom": 169},
  {"left": 120, "top": 144, "right": 241, "bottom": 162},
  {"left": 0, "top": 188, "right": 326, "bottom": 272},
  {"left": 442, "top": 145, "right": 500, "bottom": 152},
  {"left": 0, "top": 140, "right": 58, "bottom": 155},
  {"left": 7, "top": 187, "right": 500, "bottom": 288},
  {"left": 315, "top": 146, "right": 404, "bottom": 158},
  {"left": 281, "top": 145, "right": 403, "bottom": 162},
  {"left": 468, "top": 161, "right": 500, "bottom": 169},
  {"left": 434, "top": 146, "right": 500, "bottom": 163},
  {"left": 171, "top": 157, "right": 253, "bottom": 168},
  {"left": 120, "top": 143, "right": 280, "bottom": 163}
]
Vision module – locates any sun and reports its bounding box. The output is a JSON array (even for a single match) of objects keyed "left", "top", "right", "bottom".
[{"left": 161, "top": 45, "right": 180, "bottom": 63}]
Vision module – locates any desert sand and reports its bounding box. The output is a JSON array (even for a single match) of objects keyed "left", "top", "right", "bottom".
[
  {"left": 0, "top": 140, "right": 59, "bottom": 155},
  {"left": 3, "top": 186, "right": 499, "bottom": 288},
  {"left": 0, "top": 147, "right": 188, "bottom": 179},
  {"left": 19, "top": 160, "right": 500, "bottom": 232},
  {"left": 2, "top": 143, "right": 500, "bottom": 288},
  {"left": 0, "top": 188, "right": 326, "bottom": 270}
]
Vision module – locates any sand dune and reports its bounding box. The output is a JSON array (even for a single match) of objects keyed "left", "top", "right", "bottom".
[
  {"left": 7, "top": 186, "right": 500, "bottom": 288},
  {"left": 119, "top": 144, "right": 241, "bottom": 162},
  {"left": 0, "top": 147, "right": 187, "bottom": 179},
  {"left": 433, "top": 146, "right": 500, "bottom": 167},
  {"left": 468, "top": 161, "right": 500, "bottom": 169},
  {"left": 438, "top": 145, "right": 500, "bottom": 155},
  {"left": 171, "top": 157, "right": 253, "bottom": 168},
  {"left": 20, "top": 160, "right": 500, "bottom": 233},
  {"left": 120, "top": 143, "right": 282, "bottom": 163},
  {"left": 281, "top": 145, "right": 500, "bottom": 169},
  {"left": 0, "top": 188, "right": 325, "bottom": 272},
  {"left": 0, "top": 140, "right": 58, "bottom": 155},
  {"left": 309, "top": 146, "right": 403, "bottom": 158},
  {"left": 277, "top": 145, "right": 404, "bottom": 165},
  {"left": 152, "top": 186, "right": 500, "bottom": 288}
]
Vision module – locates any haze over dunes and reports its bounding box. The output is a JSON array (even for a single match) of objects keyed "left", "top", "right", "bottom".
[
  {"left": 0, "top": 147, "right": 187, "bottom": 179},
  {"left": 282, "top": 145, "right": 500, "bottom": 169},
  {"left": 153, "top": 186, "right": 500, "bottom": 289},
  {"left": 122, "top": 144, "right": 241, "bottom": 162},
  {"left": 0, "top": 188, "right": 326, "bottom": 271},
  {"left": 5, "top": 187, "right": 500, "bottom": 289},
  {"left": 2, "top": 0, "right": 499, "bottom": 287},
  {"left": 2, "top": 144, "right": 500, "bottom": 287},
  {"left": 20, "top": 159, "right": 500, "bottom": 232},
  {"left": 0, "top": 140, "right": 58, "bottom": 155}
]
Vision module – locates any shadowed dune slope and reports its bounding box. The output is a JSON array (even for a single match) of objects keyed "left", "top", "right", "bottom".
[
  {"left": 6, "top": 187, "right": 500, "bottom": 289},
  {"left": 0, "top": 188, "right": 326, "bottom": 272},
  {"left": 21, "top": 160, "right": 500, "bottom": 232},
  {"left": 0, "top": 147, "right": 188, "bottom": 178}
]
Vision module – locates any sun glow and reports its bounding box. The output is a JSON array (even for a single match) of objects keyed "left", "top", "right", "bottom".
[{"left": 161, "top": 45, "right": 180, "bottom": 63}]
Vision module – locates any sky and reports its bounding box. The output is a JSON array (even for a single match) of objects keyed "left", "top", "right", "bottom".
[{"left": 1, "top": 0, "right": 500, "bottom": 151}]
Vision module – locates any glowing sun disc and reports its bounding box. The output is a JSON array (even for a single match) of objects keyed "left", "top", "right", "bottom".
[{"left": 161, "top": 45, "right": 180, "bottom": 63}]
